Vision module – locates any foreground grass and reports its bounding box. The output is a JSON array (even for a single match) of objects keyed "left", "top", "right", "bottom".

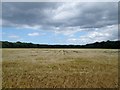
[{"left": 2, "top": 49, "right": 118, "bottom": 88}]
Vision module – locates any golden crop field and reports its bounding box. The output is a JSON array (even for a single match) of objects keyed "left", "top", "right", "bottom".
[{"left": 2, "top": 49, "right": 119, "bottom": 88}]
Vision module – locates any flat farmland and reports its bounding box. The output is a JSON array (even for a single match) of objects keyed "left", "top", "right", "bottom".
[{"left": 2, "top": 49, "right": 118, "bottom": 88}]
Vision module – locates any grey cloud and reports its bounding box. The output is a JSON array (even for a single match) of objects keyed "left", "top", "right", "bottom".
[
  {"left": 2, "top": 2, "right": 61, "bottom": 27},
  {"left": 2, "top": 2, "right": 118, "bottom": 29},
  {"left": 64, "top": 3, "right": 118, "bottom": 28}
]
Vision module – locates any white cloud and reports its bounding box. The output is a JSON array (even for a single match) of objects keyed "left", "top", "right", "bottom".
[
  {"left": 28, "top": 32, "right": 40, "bottom": 36},
  {"left": 8, "top": 35, "right": 19, "bottom": 39},
  {"left": 67, "top": 24, "right": 118, "bottom": 45},
  {"left": 54, "top": 26, "right": 83, "bottom": 37},
  {"left": 52, "top": 3, "right": 79, "bottom": 20},
  {"left": 17, "top": 25, "right": 42, "bottom": 30},
  {"left": 0, "top": 19, "right": 2, "bottom": 27}
]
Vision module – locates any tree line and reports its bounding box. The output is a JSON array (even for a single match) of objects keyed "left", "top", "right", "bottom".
[{"left": 0, "top": 40, "right": 120, "bottom": 49}]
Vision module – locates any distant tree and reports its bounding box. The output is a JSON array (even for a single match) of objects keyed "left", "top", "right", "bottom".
[{"left": 1, "top": 40, "right": 120, "bottom": 49}]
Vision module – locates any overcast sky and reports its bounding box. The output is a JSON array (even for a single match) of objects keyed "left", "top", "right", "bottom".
[{"left": 2, "top": 2, "right": 118, "bottom": 45}]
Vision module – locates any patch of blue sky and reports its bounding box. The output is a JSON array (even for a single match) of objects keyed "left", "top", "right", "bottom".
[
  {"left": 54, "top": 34, "right": 68, "bottom": 45},
  {"left": 2, "top": 27, "right": 56, "bottom": 44},
  {"left": 73, "top": 31, "right": 87, "bottom": 38},
  {"left": 2, "top": 27, "right": 90, "bottom": 45}
]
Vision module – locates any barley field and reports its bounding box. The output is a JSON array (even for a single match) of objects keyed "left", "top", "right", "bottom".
[{"left": 2, "top": 49, "right": 118, "bottom": 88}]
